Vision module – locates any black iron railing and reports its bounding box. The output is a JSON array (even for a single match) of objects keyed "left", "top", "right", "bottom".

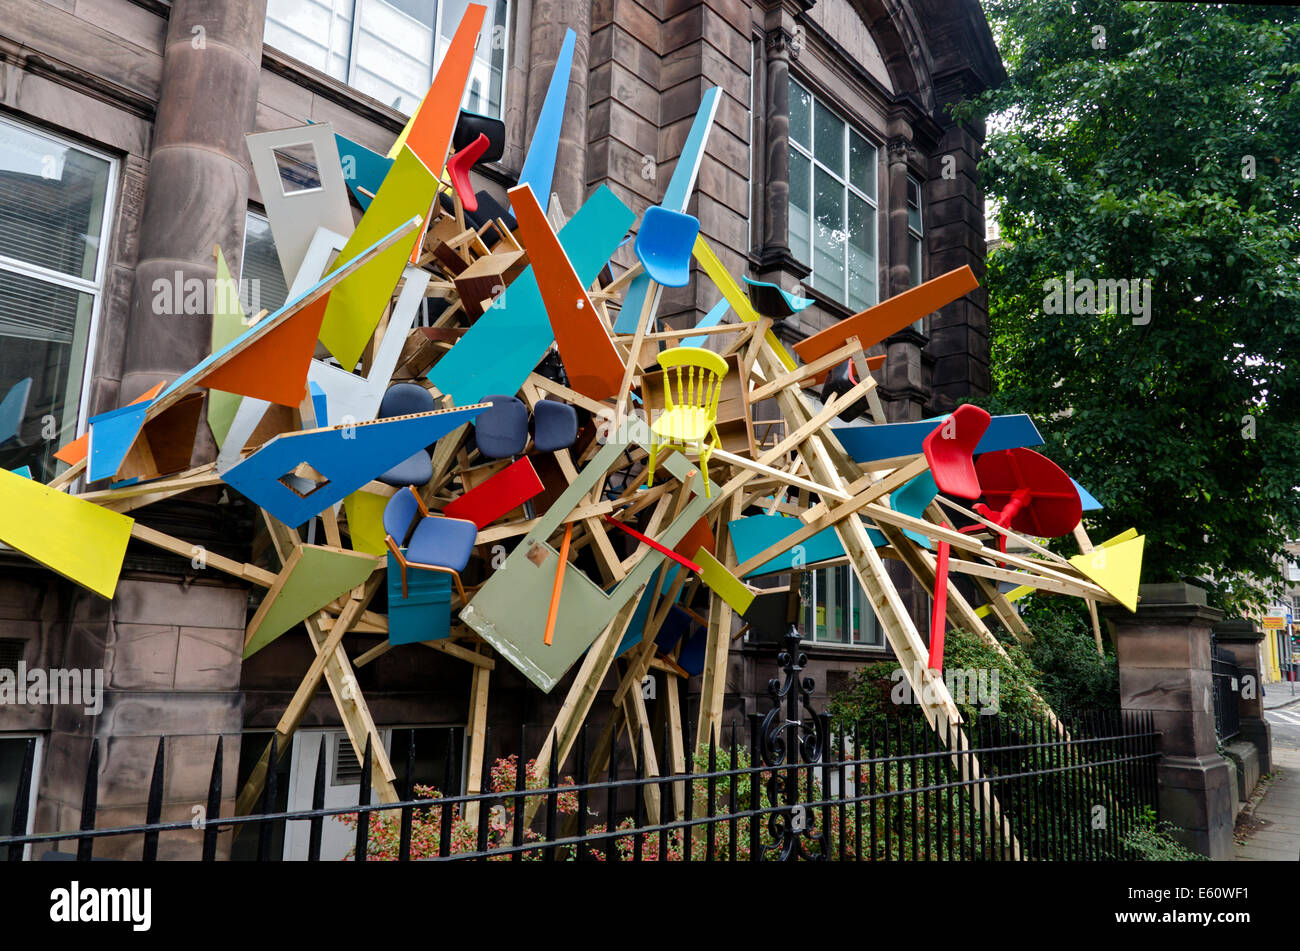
[
  {"left": 1211, "top": 644, "right": 1242, "bottom": 742},
  {"left": 2, "top": 632, "right": 1161, "bottom": 861}
]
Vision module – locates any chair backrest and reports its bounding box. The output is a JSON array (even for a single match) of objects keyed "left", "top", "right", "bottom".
[
  {"left": 378, "top": 382, "right": 436, "bottom": 419},
  {"left": 383, "top": 486, "right": 422, "bottom": 547},
  {"left": 474, "top": 393, "right": 529, "bottom": 459},
  {"left": 921, "top": 403, "right": 990, "bottom": 499},
  {"left": 634, "top": 207, "right": 700, "bottom": 288},
  {"left": 654, "top": 347, "right": 728, "bottom": 440}
]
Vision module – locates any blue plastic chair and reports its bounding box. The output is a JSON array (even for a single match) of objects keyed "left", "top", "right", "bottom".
[
  {"left": 890, "top": 470, "right": 939, "bottom": 549},
  {"left": 742, "top": 276, "right": 814, "bottom": 320},
  {"left": 532, "top": 399, "right": 577, "bottom": 453},
  {"left": 634, "top": 206, "right": 700, "bottom": 288},
  {"left": 382, "top": 486, "right": 476, "bottom": 603},
  {"left": 473, "top": 394, "right": 529, "bottom": 459}
]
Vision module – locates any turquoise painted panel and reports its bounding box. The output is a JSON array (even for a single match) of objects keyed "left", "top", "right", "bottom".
[
  {"left": 728, "top": 513, "right": 887, "bottom": 578},
  {"left": 335, "top": 132, "right": 394, "bottom": 211},
  {"left": 428, "top": 185, "right": 632, "bottom": 404},
  {"left": 386, "top": 551, "right": 452, "bottom": 645}
]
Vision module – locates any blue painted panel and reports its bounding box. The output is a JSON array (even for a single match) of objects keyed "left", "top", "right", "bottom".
[
  {"left": 386, "top": 551, "right": 451, "bottom": 645},
  {"left": 428, "top": 185, "right": 633, "bottom": 404},
  {"left": 9, "top": 465, "right": 31, "bottom": 479},
  {"left": 511, "top": 28, "right": 575, "bottom": 216},
  {"left": 87, "top": 401, "right": 152, "bottom": 483},
  {"left": 222, "top": 406, "right": 485, "bottom": 528},
  {"left": 1071, "top": 477, "right": 1103, "bottom": 511},
  {"left": 680, "top": 298, "right": 731, "bottom": 348},
  {"left": 831, "top": 413, "right": 1043, "bottom": 465},
  {"left": 0, "top": 377, "right": 31, "bottom": 443},
  {"left": 614, "top": 564, "right": 681, "bottom": 658}
]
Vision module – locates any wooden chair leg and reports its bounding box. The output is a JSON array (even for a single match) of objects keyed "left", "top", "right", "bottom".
[{"left": 646, "top": 441, "right": 659, "bottom": 489}]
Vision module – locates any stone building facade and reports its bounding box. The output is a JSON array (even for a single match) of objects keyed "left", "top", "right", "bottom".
[{"left": 0, "top": 0, "right": 1001, "bottom": 857}]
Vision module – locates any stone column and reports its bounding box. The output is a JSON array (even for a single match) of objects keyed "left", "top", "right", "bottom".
[
  {"left": 879, "top": 135, "right": 925, "bottom": 424},
  {"left": 757, "top": 26, "right": 792, "bottom": 269},
  {"left": 1212, "top": 618, "right": 1272, "bottom": 775},
  {"left": 121, "top": 0, "right": 266, "bottom": 410},
  {"left": 525, "top": 0, "right": 590, "bottom": 217},
  {"left": 1102, "top": 582, "right": 1234, "bottom": 860}
]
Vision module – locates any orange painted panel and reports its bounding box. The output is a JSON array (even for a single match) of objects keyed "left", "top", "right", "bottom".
[
  {"left": 508, "top": 183, "right": 627, "bottom": 401},
  {"left": 793, "top": 266, "right": 979, "bottom": 365},
  {"left": 53, "top": 381, "right": 165, "bottom": 466},
  {"left": 403, "top": 4, "right": 487, "bottom": 174},
  {"left": 197, "top": 295, "right": 327, "bottom": 407}
]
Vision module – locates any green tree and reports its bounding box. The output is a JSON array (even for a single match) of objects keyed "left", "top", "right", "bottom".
[{"left": 956, "top": 1, "right": 1300, "bottom": 613}]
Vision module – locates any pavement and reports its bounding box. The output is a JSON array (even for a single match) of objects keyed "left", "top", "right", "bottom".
[{"left": 1234, "top": 690, "right": 1300, "bottom": 861}]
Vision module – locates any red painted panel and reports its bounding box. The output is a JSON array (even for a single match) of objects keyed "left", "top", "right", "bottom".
[{"left": 444, "top": 457, "right": 544, "bottom": 529}]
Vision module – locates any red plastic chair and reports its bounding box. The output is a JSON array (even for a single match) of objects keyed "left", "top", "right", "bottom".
[
  {"left": 918, "top": 403, "right": 989, "bottom": 670},
  {"left": 973, "top": 448, "right": 1081, "bottom": 538},
  {"left": 447, "top": 133, "right": 491, "bottom": 214},
  {"left": 921, "top": 404, "right": 991, "bottom": 499}
]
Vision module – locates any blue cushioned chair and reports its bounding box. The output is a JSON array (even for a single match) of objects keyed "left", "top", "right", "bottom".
[
  {"left": 382, "top": 486, "right": 476, "bottom": 603},
  {"left": 531, "top": 399, "right": 578, "bottom": 453},
  {"left": 473, "top": 393, "right": 529, "bottom": 459},
  {"left": 377, "top": 383, "right": 439, "bottom": 488}
]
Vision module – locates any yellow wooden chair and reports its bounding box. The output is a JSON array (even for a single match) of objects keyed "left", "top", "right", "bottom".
[{"left": 645, "top": 346, "right": 729, "bottom": 497}]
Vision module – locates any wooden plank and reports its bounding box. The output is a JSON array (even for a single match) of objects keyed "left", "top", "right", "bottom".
[{"left": 695, "top": 493, "right": 741, "bottom": 751}]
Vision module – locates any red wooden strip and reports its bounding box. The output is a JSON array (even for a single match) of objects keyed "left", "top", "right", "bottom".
[
  {"left": 604, "top": 515, "right": 702, "bottom": 573},
  {"left": 444, "top": 457, "right": 544, "bottom": 529}
]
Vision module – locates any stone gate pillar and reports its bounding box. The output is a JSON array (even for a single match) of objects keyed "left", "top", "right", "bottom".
[{"left": 1102, "top": 582, "right": 1234, "bottom": 860}]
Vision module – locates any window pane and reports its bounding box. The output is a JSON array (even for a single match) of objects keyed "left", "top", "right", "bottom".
[
  {"left": 242, "top": 213, "right": 290, "bottom": 315},
  {"left": 788, "top": 79, "right": 811, "bottom": 148},
  {"left": 0, "top": 270, "right": 94, "bottom": 482},
  {"left": 0, "top": 122, "right": 110, "bottom": 282},
  {"left": 353, "top": 0, "right": 437, "bottom": 115},
  {"left": 788, "top": 146, "right": 811, "bottom": 266},
  {"left": 813, "top": 101, "right": 844, "bottom": 179},
  {"left": 812, "top": 166, "right": 845, "bottom": 302},
  {"left": 821, "top": 566, "right": 850, "bottom": 643},
  {"left": 853, "top": 579, "right": 883, "bottom": 646},
  {"left": 847, "top": 194, "right": 875, "bottom": 312},
  {"left": 910, "top": 233, "right": 923, "bottom": 288},
  {"left": 440, "top": 0, "right": 510, "bottom": 119},
  {"left": 849, "top": 131, "right": 875, "bottom": 200},
  {"left": 265, "top": 0, "right": 352, "bottom": 82}
]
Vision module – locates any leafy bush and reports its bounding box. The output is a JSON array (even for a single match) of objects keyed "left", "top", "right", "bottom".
[{"left": 1017, "top": 597, "right": 1120, "bottom": 717}]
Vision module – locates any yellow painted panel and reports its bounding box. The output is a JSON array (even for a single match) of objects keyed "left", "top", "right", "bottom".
[
  {"left": 0, "top": 469, "right": 132, "bottom": 599},
  {"left": 344, "top": 489, "right": 389, "bottom": 556},
  {"left": 318, "top": 147, "right": 438, "bottom": 369},
  {"left": 208, "top": 246, "right": 249, "bottom": 448},
  {"left": 1070, "top": 533, "right": 1145, "bottom": 613},
  {"left": 694, "top": 546, "right": 755, "bottom": 615},
  {"left": 692, "top": 236, "right": 796, "bottom": 371}
]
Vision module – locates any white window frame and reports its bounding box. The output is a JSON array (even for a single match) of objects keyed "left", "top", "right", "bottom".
[
  {"left": 801, "top": 564, "right": 887, "bottom": 650},
  {"left": 0, "top": 733, "right": 44, "bottom": 862},
  {"left": 0, "top": 116, "right": 117, "bottom": 457},
  {"left": 787, "top": 78, "right": 879, "bottom": 311},
  {"left": 265, "top": 0, "right": 512, "bottom": 120}
]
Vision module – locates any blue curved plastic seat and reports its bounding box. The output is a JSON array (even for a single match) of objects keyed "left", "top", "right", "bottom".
[
  {"left": 377, "top": 450, "right": 435, "bottom": 488},
  {"left": 378, "top": 382, "right": 437, "bottom": 418},
  {"left": 532, "top": 399, "right": 577, "bottom": 452},
  {"left": 890, "top": 469, "right": 939, "bottom": 549},
  {"left": 474, "top": 393, "right": 528, "bottom": 459},
  {"left": 742, "top": 275, "right": 814, "bottom": 319},
  {"left": 634, "top": 206, "right": 700, "bottom": 288},
  {"left": 407, "top": 515, "right": 478, "bottom": 573}
]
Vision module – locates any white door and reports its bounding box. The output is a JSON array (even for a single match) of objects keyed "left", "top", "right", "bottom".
[{"left": 283, "top": 729, "right": 391, "bottom": 861}]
